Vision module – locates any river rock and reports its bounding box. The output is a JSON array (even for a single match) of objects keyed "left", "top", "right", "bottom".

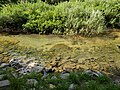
[
  {"left": 69, "top": 84, "right": 76, "bottom": 90},
  {"left": 27, "top": 62, "right": 39, "bottom": 68},
  {"left": 0, "top": 63, "right": 9, "bottom": 68},
  {"left": 41, "top": 70, "right": 47, "bottom": 79},
  {"left": 60, "top": 73, "right": 70, "bottom": 79},
  {"left": 49, "top": 84, "right": 55, "bottom": 89},
  {"left": 84, "top": 70, "right": 103, "bottom": 77},
  {"left": 51, "top": 76, "right": 57, "bottom": 79},
  {"left": 31, "top": 66, "right": 44, "bottom": 73},
  {"left": 27, "top": 79, "right": 38, "bottom": 85},
  {"left": 0, "top": 74, "right": 6, "bottom": 80},
  {"left": 0, "top": 80, "right": 10, "bottom": 87}
]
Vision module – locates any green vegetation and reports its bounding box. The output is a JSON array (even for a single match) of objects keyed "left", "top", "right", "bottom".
[
  {"left": 0, "top": 0, "right": 120, "bottom": 89},
  {"left": 0, "top": 68, "right": 119, "bottom": 90},
  {"left": 0, "top": 0, "right": 119, "bottom": 36}
]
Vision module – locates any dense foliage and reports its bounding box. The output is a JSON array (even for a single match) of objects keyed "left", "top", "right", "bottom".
[
  {"left": 0, "top": 0, "right": 120, "bottom": 36},
  {"left": 4, "top": 71, "right": 120, "bottom": 90}
]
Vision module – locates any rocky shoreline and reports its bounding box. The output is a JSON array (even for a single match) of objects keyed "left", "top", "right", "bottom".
[{"left": 0, "top": 34, "right": 120, "bottom": 89}]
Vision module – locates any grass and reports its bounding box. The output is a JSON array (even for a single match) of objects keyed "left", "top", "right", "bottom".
[{"left": 1, "top": 67, "right": 120, "bottom": 90}]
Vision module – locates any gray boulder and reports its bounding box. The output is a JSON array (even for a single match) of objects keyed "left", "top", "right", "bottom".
[
  {"left": 84, "top": 70, "right": 103, "bottom": 77},
  {"left": 0, "top": 63, "right": 9, "bottom": 68},
  {"left": 0, "top": 80, "right": 10, "bottom": 87},
  {"left": 69, "top": 84, "right": 76, "bottom": 90},
  {"left": 60, "top": 73, "right": 70, "bottom": 79}
]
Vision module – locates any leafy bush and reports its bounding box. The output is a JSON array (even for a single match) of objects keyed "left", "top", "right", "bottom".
[
  {"left": 0, "top": 0, "right": 10, "bottom": 6},
  {"left": 23, "top": 5, "right": 66, "bottom": 34},
  {"left": 0, "top": 3, "right": 29, "bottom": 32},
  {"left": 0, "top": 0, "right": 119, "bottom": 36},
  {"left": 63, "top": 2, "right": 105, "bottom": 36}
]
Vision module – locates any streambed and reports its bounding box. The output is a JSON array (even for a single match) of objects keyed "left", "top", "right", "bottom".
[{"left": 0, "top": 31, "right": 120, "bottom": 76}]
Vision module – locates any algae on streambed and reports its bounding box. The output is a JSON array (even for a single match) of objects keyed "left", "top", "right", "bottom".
[{"left": 0, "top": 32, "right": 120, "bottom": 76}]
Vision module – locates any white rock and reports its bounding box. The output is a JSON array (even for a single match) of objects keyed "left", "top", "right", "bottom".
[
  {"left": 49, "top": 84, "right": 55, "bottom": 89},
  {"left": 9, "top": 59, "right": 20, "bottom": 66},
  {"left": 32, "top": 66, "right": 44, "bottom": 73},
  {"left": 69, "top": 84, "right": 76, "bottom": 90},
  {"left": 18, "top": 68, "right": 29, "bottom": 75},
  {"left": 0, "top": 63, "right": 9, "bottom": 68},
  {"left": 9, "top": 58, "right": 14, "bottom": 63},
  {"left": 85, "top": 70, "right": 103, "bottom": 77},
  {"left": 60, "top": 73, "right": 70, "bottom": 79},
  {"left": 51, "top": 76, "right": 57, "bottom": 79},
  {"left": 114, "top": 79, "right": 120, "bottom": 85},
  {"left": 27, "top": 62, "right": 39, "bottom": 68},
  {"left": 0, "top": 80, "right": 10, "bottom": 87}
]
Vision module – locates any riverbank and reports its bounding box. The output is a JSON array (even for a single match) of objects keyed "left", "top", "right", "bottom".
[{"left": 0, "top": 31, "right": 120, "bottom": 89}]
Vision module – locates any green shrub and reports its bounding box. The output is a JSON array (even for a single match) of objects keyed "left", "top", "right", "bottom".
[
  {"left": 0, "top": 0, "right": 10, "bottom": 6},
  {"left": 83, "top": 0, "right": 120, "bottom": 28},
  {"left": 0, "top": 3, "right": 30, "bottom": 31},
  {"left": 23, "top": 6, "right": 66, "bottom": 34},
  {"left": 0, "top": 0, "right": 119, "bottom": 36},
  {"left": 63, "top": 2, "right": 105, "bottom": 36}
]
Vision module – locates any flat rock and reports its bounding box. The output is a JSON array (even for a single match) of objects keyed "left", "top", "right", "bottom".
[
  {"left": 84, "top": 70, "right": 103, "bottom": 77},
  {"left": 69, "top": 84, "right": 76, "bottom": 90},
  {"left": 60, "top": 73, "right": 70, "bottom": 79},
  {"left": 51, "top": 76, "right": 57, "bottom": 79},
  {"left": 0, "top": 63, "right": 9, "bottom": 68},
  {"left": 31, "top": 66, "right": 44, "bottom": 73},
  {"left": 0, "top": 80, "right": 10, "bottom": 87},
  {"left": 27, "top": 62, "right": 39, "bottom": 68}
]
